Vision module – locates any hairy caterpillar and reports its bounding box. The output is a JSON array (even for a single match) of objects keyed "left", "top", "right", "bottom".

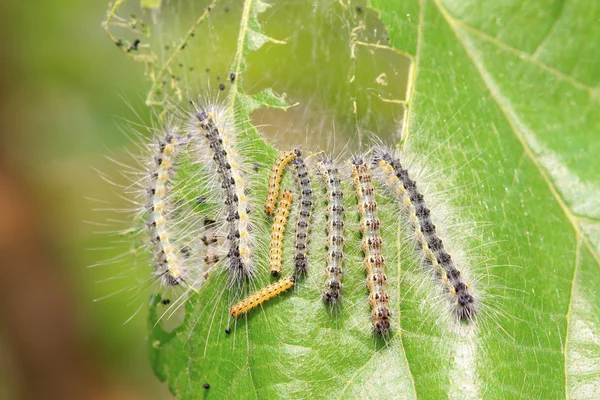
[
  {"left": 269, "top": 189, "right": 294, "bottom": 277},
  {"left": 317, "top": 155, "right": 345, "bottom": 305},
  {"left": 229, "top": 276, "right": 296, "bottom": 317},
  {"left": 90, "top": 118, "right": 227, "bottom": 329},
  {"left": 191, "top": 104, "right": 254, "bottom": 282},
  {"left": 350, "top": 157, "right": 391, "bottom": 335},
  {"left": 147, "top": 129, "right": 188, "bottom": 286},
  {"left": 264, "top": 150, "right": 297, "bottom": 216},
  {"left": 372, "top": 146, "right": 476, "bottom": 321},
  {"left": 292, "top": 149, "right": 313, "bottom": 276}
]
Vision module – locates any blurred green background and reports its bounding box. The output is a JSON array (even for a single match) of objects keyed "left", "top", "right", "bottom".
[{"left": 1, "top": 0, "right": 169, "bottom": 398}]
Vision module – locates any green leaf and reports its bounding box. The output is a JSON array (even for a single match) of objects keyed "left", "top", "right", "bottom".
[{"left": 137, "top": 0, "right": 600, "bottom": 398}]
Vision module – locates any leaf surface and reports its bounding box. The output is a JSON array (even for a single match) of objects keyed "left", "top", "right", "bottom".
[{"left": 145, "top": 0, "right": 600, "bottom": 398}]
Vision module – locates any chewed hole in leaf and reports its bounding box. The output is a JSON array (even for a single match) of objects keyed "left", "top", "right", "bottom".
[{"left": 246, "top": 1, "right": 412, "bottom": 153}]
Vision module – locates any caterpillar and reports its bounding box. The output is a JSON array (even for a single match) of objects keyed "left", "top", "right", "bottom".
[
  {"left": 229, "top": 276, "right": 296, "bottom": 317},
  {"left": 147, "top": 129, "right": 189, "bottom": 286},
  {"left": 372, "top": 147, "right": 476, "bottom": 321},
  {"left": 350, "top": 157, "right": 391, "bottom": 335},
  {"left": 91, "top": 120, "right": 223, "bottom": 329},
  {"left": 292, "top": 149, "right": 313, "bottom": 276},
  {"left": 269, "top": 189, "right": 294, "bottom": 277},
  {"left": 264, "top": 150, "right": 297, "bottom": 216},
  {"left": 192, "top": 105, "right": 254, "bottom": 281},
  {"left": 317, "top": 156, "right": 345, "bottom": 305}
]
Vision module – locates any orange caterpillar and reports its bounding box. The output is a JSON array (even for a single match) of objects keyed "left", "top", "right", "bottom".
[
  {"left": 269, "top": 190, "right": 294, "bottom": 276},
  {"left": 229, "top": 276, "right": 296, "bottom": 317},
  {"left": 264, "top": 150, "right": 297, "bottom": 216}
]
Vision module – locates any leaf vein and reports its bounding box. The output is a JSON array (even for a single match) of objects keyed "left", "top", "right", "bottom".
[{"left": 441, "top": 3, "right": 595, "bottom": 94}]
